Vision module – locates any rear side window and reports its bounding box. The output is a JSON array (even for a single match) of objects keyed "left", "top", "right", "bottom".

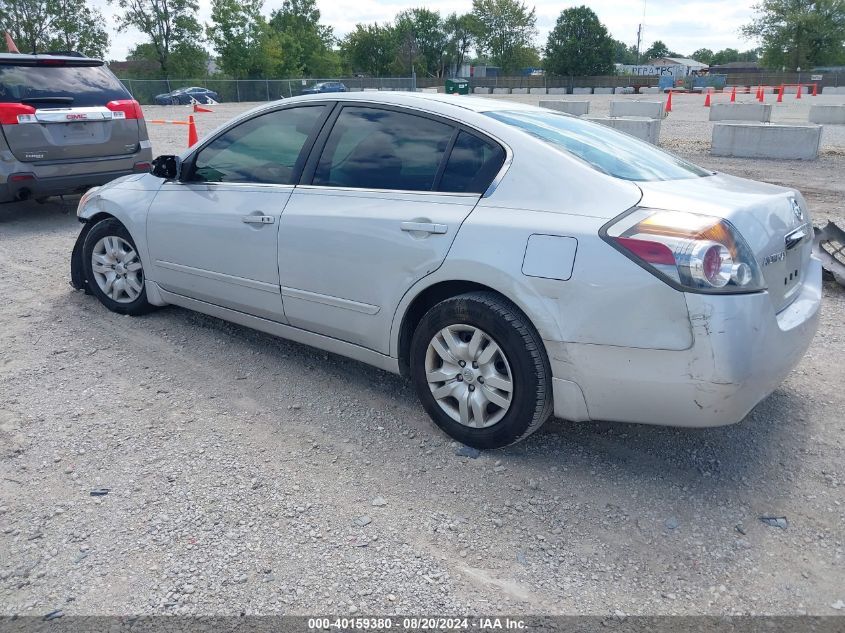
[
  {"left": 191, "top": 106, "right": 325, "bottom": 185},
  {"left": 313, "top": 107, "right": 454, "bottom": 191},
  {"left": 439, "top": 131, "right": 505, "bottom": 193},
  {"left": 0, "top": 63, "right": 131, "bottom": 107}
]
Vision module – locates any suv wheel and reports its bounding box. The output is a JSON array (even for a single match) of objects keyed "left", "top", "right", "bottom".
[
  {"left": 82, "top": 218, "right": 152, "bottom": 316},
  {"left": 410, "top": 292, "right": 552, "bottom": 449}
]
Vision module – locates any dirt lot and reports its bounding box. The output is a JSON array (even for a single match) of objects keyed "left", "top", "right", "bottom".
[{"left": 1, "top": 94, "right": 843, "bottom": 617}]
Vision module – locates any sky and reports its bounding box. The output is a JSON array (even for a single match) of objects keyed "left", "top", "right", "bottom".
[{"left": 94, "top": 0, "right": 760, "bottom": 62}]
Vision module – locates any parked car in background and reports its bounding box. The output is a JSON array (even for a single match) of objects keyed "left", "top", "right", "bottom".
[
  {"left": 300, "top": 82, "right": 348, "bottom": 95},
  {"left": 0, "top": 53, "right": 152, "bottom": 204},
  {"left": 70, "top": 93, "right": 821, "bottom": 449},
  {"left": 153, "top": 87, "right": 220, "bottom": 105}
]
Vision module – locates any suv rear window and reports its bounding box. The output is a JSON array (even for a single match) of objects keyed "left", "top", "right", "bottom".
[
  {"left": 486, "top": 110, "right": 710, "bottom": 182},
  {"left": 0, "top": 63, "right": 131, "bottom": 107}
]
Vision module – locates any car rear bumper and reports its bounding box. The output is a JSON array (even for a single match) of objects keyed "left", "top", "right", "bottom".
[
  {"left": 547, "top": 257, "right": 822, "bottom": 426},
  {"left": 1, "top": 158, "right": 152, "bottom": 203}
]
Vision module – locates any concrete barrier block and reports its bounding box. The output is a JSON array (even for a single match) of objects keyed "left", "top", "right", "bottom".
[
  {"left": 492, "top": 87, "right": 511, "bottom": 94},
  {"left": 821, "top": 86, "right": 845, "bottom": 95},
  {"left": 420, "top": 87, "right": 438, "bottom": 93},
  {"left": 640, "top": 87, "right": 660, "bottom": 94},
  {"left": 363, "top": 88, "right": 379, "bottom": 92},
  {"left": 511, "top": 88, "right": 529, "bottom": 94},
  {"left": 593, "top": 87, "right": 613, "bottom": 95},
  {"left": 473, "top": 87, "right": 491, "bottom": 94},
  {"left": 809, "top": 104, "right": 845, "bottom": 124},
  {"left": 539, "top": 100, "right": 590, "bottom": 116},
  {"left": 529, "top": 87, "right": 547, "bottom": 95},
  {"left": 586, "top": 116, "right": 661, "bottom": 144},
  {"left": 614, "top": 86, "right": 635, "bottom": 94},
  {"left": 709, "top": 103, "right": 772, "bottom": 122},
  {"left": 547, "top": 87, "right": 568, "bottom": 94},
  {"left": 783, "top": 85, "right": 810, "bottom": 94},
  {"left": 711, "top": 122, "right": 821, "bottom": 159},
  {"left": 609, "top": 100, "right": 664, "bottom": 119},
  {"left": 572, "top": 87, "right": 592, "bottom": 95}
]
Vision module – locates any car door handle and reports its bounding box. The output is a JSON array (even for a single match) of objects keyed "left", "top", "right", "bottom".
[
  {"left": 400, "top": 221, "right": 447, "bottom": 234},
  {"left": 242, "top": 215, "right": 275, "bottom": 225}
]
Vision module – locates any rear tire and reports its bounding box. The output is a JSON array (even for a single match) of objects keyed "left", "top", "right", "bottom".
[
  {"left": 410, "top": 291, "right": 552, "bottom": 449},
  {"left": 82, "top": 218, "right": 153, "bottom": 316}
]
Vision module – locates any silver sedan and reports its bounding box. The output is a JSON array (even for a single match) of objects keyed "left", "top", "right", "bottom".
[{"left": 70, "top": 93, "right": 821, "bottom": 449}]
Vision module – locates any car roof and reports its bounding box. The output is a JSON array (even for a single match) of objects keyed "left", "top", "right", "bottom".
[
  {"left": 0, "top": 53, "right": 104, "bottom": 65},
  {"left": 281, "top": 91, "right": 536, "bottom": 114}
]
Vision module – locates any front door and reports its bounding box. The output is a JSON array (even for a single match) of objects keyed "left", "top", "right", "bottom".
[
  {"left": 278, "top": 105, "right": 506, "bottom": 353},
  {"left": 146, "top": 104, "right": 329, "bottom": 321}
]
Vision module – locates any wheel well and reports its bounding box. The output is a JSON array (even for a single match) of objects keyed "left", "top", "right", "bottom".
[
  {"left": 84, "top": 211, "right": 116, "bottom": 226},
  {"left": 397, "top": 280, "right": 506, "bottom": 377}
]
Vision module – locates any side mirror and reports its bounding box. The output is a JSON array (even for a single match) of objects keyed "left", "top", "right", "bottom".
[{"left": 151, "top": 155, "right": 180, "bottom": 180}]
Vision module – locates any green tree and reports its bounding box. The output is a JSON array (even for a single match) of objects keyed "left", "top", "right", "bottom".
[
  {"left": 393, "top": 8, "right": 448, "bottom": 77},
  {"left": 612, "top": 38, "right": 638, "bottom": 65},
  {"left": 127, "top": 40, "right": 208, "bottom": 77},
  {"left": 710, "top": 47, "right": 740, "bottom": 65},
  {"left": 111, "top": 0, "right": 204, "bottom": 77},
  {"left": 471, "top": 0, "right": 538, "bottom": 73},
  {"left": 444, "top": 13, "right": 477, "bottom": 75},
  {"left": 742, "top": 0, "right": 845, "bottom": 69},
  {"left": 207, "top": 0, "right": 267, "bottom": 78},
  {"left": 340, "top": 23, "right": 397, "bottom": 76},
  {"left": 643, "top": 40, "right": 671, "bottom": 60},
  {"left": 545, "top": 6, "right": 614, "bottom": 76},
  {"left": 690, "top": 47, "right": 714, "bottom": 64},
  {"left": 268, "top": 0, "right": 341, "bottom": 77},
  {"left": 0, "top": 0, "right": 108, "bottom": 57}
]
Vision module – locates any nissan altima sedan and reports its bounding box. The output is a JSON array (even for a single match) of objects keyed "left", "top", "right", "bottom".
[{"left": 69, "top": 93, "right": 821, "bottom": 449}]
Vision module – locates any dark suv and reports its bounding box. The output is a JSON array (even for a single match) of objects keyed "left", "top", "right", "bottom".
[{"left": 0, "top": 53, "right": 153, "bottom": 203}]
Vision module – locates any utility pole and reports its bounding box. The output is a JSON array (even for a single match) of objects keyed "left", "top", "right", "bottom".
[{"left": 636, "top": 24, "right": 642, "bottom": 64}]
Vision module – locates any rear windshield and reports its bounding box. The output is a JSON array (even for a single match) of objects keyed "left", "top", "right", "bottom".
[
  {"left": 0, "top": 63, "right": 131, "bottom": 107},
  {"left": 486, "top": 110, "right": 710, "bottom": 182}
]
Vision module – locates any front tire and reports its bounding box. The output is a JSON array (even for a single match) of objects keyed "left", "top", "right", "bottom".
[
  {"left": 82, "top": 218, "right": 152, "bottom": 316},
  {"left": 410, "top": 292, "right": 552, "bottom": 449}
]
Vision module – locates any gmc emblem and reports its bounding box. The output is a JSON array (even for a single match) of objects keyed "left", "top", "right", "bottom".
[{"left": 66, "top": 114, "right": 87, "bottom": 120}]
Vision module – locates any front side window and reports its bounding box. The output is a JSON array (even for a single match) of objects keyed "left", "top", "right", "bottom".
[
  {"left": 486, "top": 110, "right": 710, "bottom": 182},
  {"left": 313, "top": 107, "right": 454, "bottom": 191},
  {"left": 439, "top": 131, "right": 506, "bottom": 194},
  {"left": 191, "top": 106, "right": 325, "bottom": 184}
]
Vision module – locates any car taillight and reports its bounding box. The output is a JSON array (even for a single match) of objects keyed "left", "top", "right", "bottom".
[
  {"left": 106, "top": 99, "right": 144, "bottom": 120},
  {"left": 602, "top": 208, "right": 765, "bottom": 294},
  {"left": 0, "top": 103, "right": 37, "bottom": 125}
]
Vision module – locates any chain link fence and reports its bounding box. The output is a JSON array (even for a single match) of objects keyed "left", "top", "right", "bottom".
[{"left": 120, "top": 77, "right": 417, "bottom": 105}]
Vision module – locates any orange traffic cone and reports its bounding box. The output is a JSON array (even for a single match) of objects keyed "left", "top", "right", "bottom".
[
  {"left": 796, "top": 84, "right": 802, "bottom": 99},
  {"left": 777, "top": 84, "right": 784, "bottom": 103},
  {"left": 193, "top": 103, "right": 213, "bottom": 113},
  {"left": 812, "top": 83, "right": 818, "bottom": 97},
  {"left": 730, "top": 86, "right": 736, "bottom": 102},
  {"left": 187, "top": 115, "right": 198, "bottom": 147},
  {"left": 665, "top": 90, "right": 673, "bottom": 113},
  {"left": 703, "top": 89, "right": 711, "bottom": 107}
]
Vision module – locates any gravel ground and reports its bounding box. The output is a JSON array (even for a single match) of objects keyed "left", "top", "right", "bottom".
[{"left": 0, "top": 94, "right": 843, "bottom": 617}]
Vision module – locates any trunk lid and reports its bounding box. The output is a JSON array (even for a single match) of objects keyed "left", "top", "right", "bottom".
[
  {"left": 0, "top": 56, "right": 143, "bottom": 163},
  {"left": 637, "top": 173, "right": 812, "bottom": 313}
]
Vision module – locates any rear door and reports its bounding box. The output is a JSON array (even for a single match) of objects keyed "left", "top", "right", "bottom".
[
  {"left": 277, "top": 105, "right": 507, "bottom": 353},
  {"left": 0, "top": 58, "right": 142, "bottom": 163}
]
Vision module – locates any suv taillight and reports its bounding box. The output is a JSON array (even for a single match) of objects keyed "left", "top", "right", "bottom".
[
  {"left": 106, "top": 99, "right": 143, "bottom": 120},
  {"left": 0, "top": 103, "right": 37, "bottom": 125},
  {"left": 602, "top": 208, "right": 766, "bottom": 294}
]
